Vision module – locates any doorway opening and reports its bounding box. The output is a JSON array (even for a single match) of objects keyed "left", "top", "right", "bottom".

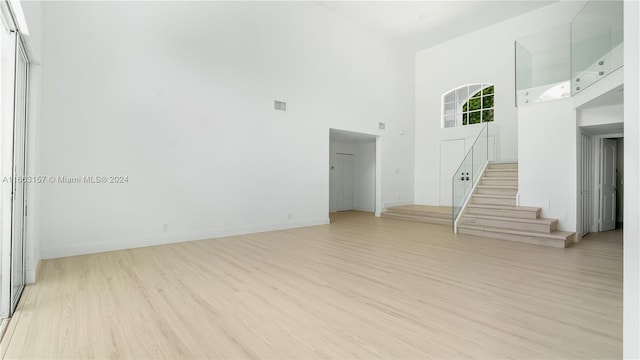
[
  {"left": 578, "top": 124, "right": 623, "bottom": 236},
  {"left": 329, "top": 129, "right": 379, "bottom": 219}
]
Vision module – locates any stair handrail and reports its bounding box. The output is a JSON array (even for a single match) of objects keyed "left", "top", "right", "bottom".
[{"left": 451, "top": 123, "right": 494, "bottom": 232}]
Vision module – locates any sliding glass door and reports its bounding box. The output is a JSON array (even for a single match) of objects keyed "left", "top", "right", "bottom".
[
  {"left": 10, "top": 35, "right": 28, "bottom": 314},
  {"left": 0, "top": 1, "right": 29, "bottom": 318}
]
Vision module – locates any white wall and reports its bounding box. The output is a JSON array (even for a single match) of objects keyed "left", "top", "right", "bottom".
[
  {"left": 414, "top": 1, "right": 585, "bottom": 206},
  {"left": 329, "top": 140, "right": 375, "bottom": 213},
  {"left": 577, "top": 104, "right": 624, "bottom": 127},
  {"left": 623, "top": 0, "right": 640, "bottom": 357},
  {"left": 36, "top": 1, "right": 414, "bottom": 259},
  {"left": 518, "top": 98, "right": 576, "bottom": 231}
]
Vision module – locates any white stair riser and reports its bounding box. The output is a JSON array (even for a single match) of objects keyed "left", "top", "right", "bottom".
[
  {"left": 475, "top": 188, "right": 518, "bottom": 196},
  {"left": 461, "top": 217, "right": 557, "bottom": 233},
  {"left": 466, "top": 207, "right": 540, "bottom": 219},
  {"left": 481, "top": 178, "right": 518, "bottom": 186},
  {"left": 472, "top": 196, "right": 516, "bottom": 206},
  {"left": 457, "top": 227, "right": 569, "bottom": 248}
]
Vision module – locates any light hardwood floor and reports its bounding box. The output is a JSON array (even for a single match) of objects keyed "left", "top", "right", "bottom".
[{"left": 1, "top": 212, "right": 622, "bottom": 359}]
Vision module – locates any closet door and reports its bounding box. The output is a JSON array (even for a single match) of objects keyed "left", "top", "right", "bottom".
[{"left": 335, "top": 153, "right": 354, "bottom": 211}]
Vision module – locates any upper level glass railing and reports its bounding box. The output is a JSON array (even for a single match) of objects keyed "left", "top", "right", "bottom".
[
  {"left": 515, "top": 24, "right": 571, "bottom": 107},
  {"left": 452, "top": 123, "right": 496, "bottom": 230},
  {"left": 571, "top": 0, "right": 623, "bottom": 95}
]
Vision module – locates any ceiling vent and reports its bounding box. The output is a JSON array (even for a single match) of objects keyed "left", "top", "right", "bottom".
[{"left": 274, "top": 100, "right": 287, "bottom": 112}]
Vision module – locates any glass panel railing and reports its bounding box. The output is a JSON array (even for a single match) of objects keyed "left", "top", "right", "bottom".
[
  {"left": 515, "top": 24, "right": 571, "bottom": 107},
  {"left": 571, "top": 0, "right": 623, "bottom": 95},
  {"left": 452, "top": 123, "right": 495, "bottom": 229}
]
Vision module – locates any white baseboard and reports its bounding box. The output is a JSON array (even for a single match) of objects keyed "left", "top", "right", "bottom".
[
  {"left": 41, "top": 217, "right": 330, "bottom": 260},
  {"left": 25, "top": 259, "right": 42, "bottom": 284}
]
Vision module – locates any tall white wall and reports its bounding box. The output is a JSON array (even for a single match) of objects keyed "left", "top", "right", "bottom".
[
  {"left": 518, "top": 98, "right": 576, "bottom": 231},
  {"left": 623, "top": 0, "right": 640, "bottom": 357},
  {"left": 414, "top": 1, "right": 585, "bottom": 206},
  {"left": 36, "top": 1, "right": 414, "bottom": 259},
  {"left": 329, "top": 140, "right": 376, "bottom": 213}
]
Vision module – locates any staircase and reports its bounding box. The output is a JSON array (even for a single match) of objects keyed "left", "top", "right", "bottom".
[
  {"left": 457, "top": 163, "right": 576, "bottom": 248},
  {"left": 382, "top": 205, "right": 452, "bottom": 226}
]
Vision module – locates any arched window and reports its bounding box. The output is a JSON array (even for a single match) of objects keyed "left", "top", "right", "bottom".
[{"left": 442, "top": 84, "right": 494, "bottom": 128}]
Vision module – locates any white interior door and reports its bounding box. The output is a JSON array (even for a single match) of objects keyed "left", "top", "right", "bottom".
[
  {"left": 440, "top": 139, "right": 465, "bottom": 206},
  {"left": 335, "top": 153, "right": 354, "bottom": 211},
  {"left": 599, "top": 139, "right": 616, "bottom": 231}
]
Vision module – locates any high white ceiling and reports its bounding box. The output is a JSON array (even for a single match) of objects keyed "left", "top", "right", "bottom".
[{"left": 316, "top": 1, "right": 556, "bottom": 51}]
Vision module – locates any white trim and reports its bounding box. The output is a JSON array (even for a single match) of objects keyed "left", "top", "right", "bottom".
[{"left": 41, "top": 218, "right": 330, "bottom": 260}]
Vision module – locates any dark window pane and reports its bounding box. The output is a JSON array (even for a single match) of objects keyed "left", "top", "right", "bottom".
[
  {"left": 463, "top": 113, "right": 468, "bottom": 125},
  {"left": 483, "top": 95, "right": 494, "bottom": 109},
  {"left": 468, "top": 97, "right": 481, "bottom": 111},
  {"left": 469, "top": 111, "right": 481, "bottom": 124},
  {"left": 482, "top": 86, "right": 494, "bottom": 95},
  {"left": 482, "top": 109, "right": 494, "bottom": 122}
]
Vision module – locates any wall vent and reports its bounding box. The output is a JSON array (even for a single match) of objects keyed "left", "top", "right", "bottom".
[
  {"left": 274, "top": 100, "right": 287, "bottom": 112},
  {"left": 378, "top": 122, "right": 386, "bottom": 130}
]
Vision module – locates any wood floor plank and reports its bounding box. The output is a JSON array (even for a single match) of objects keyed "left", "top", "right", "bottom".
[{"left": 0, "top": 211, "right": 622, "bottom": 359}]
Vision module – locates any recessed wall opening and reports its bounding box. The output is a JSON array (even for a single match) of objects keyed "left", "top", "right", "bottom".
[
  {"left": 578, "top": 123, "right": 624, "bottom": 237},
  {"left": 328, "top": 129, "right": 379, "bottom": 221}
]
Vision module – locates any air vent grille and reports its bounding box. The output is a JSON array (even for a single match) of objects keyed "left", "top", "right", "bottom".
[{"left": 274, "top": 100, "right": 287, "bottom": 112}]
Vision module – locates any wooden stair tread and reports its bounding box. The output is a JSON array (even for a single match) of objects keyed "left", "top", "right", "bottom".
[
  {"left": 383, "top": 212, "right": 450, "bottom": 220},
  {"left": 462, "top": 214, "right": 557, "bottom": 225},
  {"left": 382, "top": 213, "right": 451, "bottom": 225},
  {"left": 384, "top": 206, "right": 451, "bottom": 219},
  {"left": 382, "top": 205, "right": 452, "bottom": 226},
  {"left": 476, "top": 185, "right": 518, "bottom": 189},
  {"left": 457, "top": 224, "right": 573, "bottom": 240},
  {"left": 472, "top": 194, "right": 516, "bottom": 199},
  {"left": 467, "top": 204, "right": 540, "bottom": 212}
]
